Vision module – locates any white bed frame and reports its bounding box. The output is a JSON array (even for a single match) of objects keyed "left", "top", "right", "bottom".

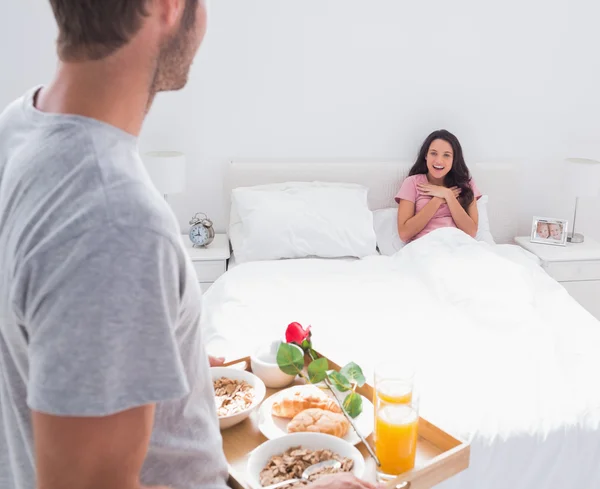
[{"left": 224, "top": 160, "right": 518, "bottom": 244}]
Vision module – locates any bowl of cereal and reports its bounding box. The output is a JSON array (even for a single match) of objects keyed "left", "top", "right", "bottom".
[
  {"left": 211, "top": 367, "right": 267, "bottom": 430},
  {"left": 247, "top": 433, "right": 365, "bottom": 489}
]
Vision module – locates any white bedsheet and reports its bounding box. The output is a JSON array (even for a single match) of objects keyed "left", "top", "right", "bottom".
[
  {"left": 202, "top": 228, "right": 600, "bottom": 489},
  {"left": 227, "top": 252, "right": 358, "bottom": 270}
]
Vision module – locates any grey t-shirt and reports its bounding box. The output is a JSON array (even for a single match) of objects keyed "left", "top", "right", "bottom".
[{"left": 0, "top": 87, "right": 229, "bottom": 489}]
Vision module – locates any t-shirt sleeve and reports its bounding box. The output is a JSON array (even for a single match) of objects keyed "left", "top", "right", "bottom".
[
  {"left": 19, "top": 226, "right": 189, "bottom": 416},
  {"left": 395, "top": 176, "right": 417, "bottom": 204},
  {"left": 469, "top": 178, "right": 482, "bottom": 200}
]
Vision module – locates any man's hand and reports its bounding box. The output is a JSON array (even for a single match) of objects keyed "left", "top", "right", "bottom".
[
  {"left": 209, "top": 356, "right": 225, "bottom": 367},
  {"left": 307, "top": 473, "right": 379, "bottom": 489}
]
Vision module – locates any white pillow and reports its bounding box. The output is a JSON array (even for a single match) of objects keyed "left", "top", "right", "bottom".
[
  {"left": 475, "top": 195, "right": 495, "bottom": 244},
  {"left": 229, "top": 182, "right": 377, "bottom": 263},
  {"left": 373, "top": 194, "right": 495, "bottom": 255},
  {"left": 373, "top": 208, "right": 406, "bottom": 256}
]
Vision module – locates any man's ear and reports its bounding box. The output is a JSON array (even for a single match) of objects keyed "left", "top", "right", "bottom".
[{"left": 156, "top": 0, "right": 185, "bottom": 33}]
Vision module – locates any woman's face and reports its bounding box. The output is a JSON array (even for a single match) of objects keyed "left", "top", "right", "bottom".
[{"left": 426, "top": 139, "right": 454, "bottom": 180}]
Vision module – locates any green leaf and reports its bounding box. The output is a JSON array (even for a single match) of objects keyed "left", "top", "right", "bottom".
[
  {"left": 340, "top": 362, "right": 366, "bottom": 387},
  {"left": 276, "top": 343, "right": 304, "bottom": 376},
  {"left": 301, "top": 339, "right": 312, "bottom": 351},
  {"left": 343, "top": 392, "right": 363, "bottom": 418},
  {"left": 307, "top": 358, "right": 328, "bottom": 383},
  {"left": 327, "top": 371, "right": 351, "bottom": 392}
]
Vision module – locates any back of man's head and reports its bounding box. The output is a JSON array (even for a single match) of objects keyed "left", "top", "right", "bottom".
[{"left": 48, "top": 0, "right": 200, "bottom": 62}]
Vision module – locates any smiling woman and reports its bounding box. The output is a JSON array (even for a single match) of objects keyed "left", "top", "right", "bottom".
[{"left": 396, "top": 129, "right": 481, "bottom": 243}]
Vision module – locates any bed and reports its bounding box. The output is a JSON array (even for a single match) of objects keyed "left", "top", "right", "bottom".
[{"left": 201, "top": 160, "right": 600, "bottom": 489}]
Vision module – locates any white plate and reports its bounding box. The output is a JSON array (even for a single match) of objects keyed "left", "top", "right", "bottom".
[
  {"left": 247, "top": 432, "right": 365, "bottom": 489},
  {"left": 258, "top": 384, "right": 374, "bottom": 445}
]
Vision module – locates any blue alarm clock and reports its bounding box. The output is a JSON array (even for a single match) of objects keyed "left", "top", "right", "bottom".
[{"left": 189, "top": 212, "right": 215, "bottom": 248}]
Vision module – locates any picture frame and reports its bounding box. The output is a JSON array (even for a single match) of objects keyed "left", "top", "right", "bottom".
[{"left": 530, "top": 216, "right": 568, "bottom": 246}]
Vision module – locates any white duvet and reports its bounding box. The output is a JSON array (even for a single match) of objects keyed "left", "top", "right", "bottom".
[{"left": 201, "top": 228, "right": 600, "bottom": 489}]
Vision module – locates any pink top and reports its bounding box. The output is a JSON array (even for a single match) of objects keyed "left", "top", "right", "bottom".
[{"left": 395, "top": 174, "right": 482, "bottom": 242}]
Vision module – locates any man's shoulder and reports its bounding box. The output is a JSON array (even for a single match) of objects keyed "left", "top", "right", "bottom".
[
  {"left": 2, "top": 113, "right": 178, "bottom": 261},
  {"left": 38, "top": 116, "right": 178, "bottom": 236},
  {"left": 102, "top": 182, "right": 181, "bottom": 240}
]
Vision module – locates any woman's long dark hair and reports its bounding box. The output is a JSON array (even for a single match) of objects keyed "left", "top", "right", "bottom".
[{"left": 409, "top": 129, "right": 474, "bottom": 211}]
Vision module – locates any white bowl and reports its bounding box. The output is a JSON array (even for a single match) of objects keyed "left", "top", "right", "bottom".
[
  {"left": 247, "top": 432, "right": 365, "bottom": 489},
  {"left": 211, "top": 367, "right": 267, "bottom": 430},
  {"left": 250, "top": 340, "right": 302, "bottom": 389}
]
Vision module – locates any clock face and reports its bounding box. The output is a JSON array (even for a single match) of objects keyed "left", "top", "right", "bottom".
[{"left": 190, "top": 225, "right": 209, "bottom": 245}]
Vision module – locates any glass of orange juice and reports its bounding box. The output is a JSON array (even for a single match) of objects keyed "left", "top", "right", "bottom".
[
  {"left": 374, "top": 361, "right": 414, "bottom": 405},
  {"left": 373, "top": 362, "right": 418, "bottom": 481}
]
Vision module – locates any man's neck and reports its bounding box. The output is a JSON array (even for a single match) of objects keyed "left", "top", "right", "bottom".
[{"left": 36, "top": 56, "right": 154, "bottom": 137}]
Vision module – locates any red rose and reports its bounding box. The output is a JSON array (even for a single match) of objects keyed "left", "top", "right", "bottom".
[{"left": 285, "top": 322, "right": 311, "bottom": 345}]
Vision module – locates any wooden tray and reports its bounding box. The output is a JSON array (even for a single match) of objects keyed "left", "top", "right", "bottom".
[{"left": 220, "top": 353, "right": 470, "bottom": 489}]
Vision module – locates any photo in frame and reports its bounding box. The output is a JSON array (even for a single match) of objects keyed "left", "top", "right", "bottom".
[{"left": 530, "top": 216, "right": 568, "bottom": 246}]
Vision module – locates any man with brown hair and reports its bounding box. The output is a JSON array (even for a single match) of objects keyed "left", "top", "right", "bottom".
[
  {"left": 0, "top": 2, "right": 232, "bottom": 487},
  {"left": 0, "top": 2, "right": 380, "bottom": 489}
]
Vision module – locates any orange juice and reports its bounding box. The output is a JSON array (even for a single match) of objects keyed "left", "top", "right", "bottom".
[
  {"left": 376, "top": 380, "right": 413, "bottom": 404},
  {"left": 375, "top": 404, "right": 418, "bottom": 475}
]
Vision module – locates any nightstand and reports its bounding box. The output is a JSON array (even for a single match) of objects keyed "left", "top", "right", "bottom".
[
  {"left": 514, "top": 236, "right": 600, "bottom": 320},
  {"left": 183, "top": 234, "right": 230, "bottom": 293}
]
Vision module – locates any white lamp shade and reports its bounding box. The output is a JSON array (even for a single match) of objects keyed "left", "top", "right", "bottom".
[
  {"left": 143, "top": 151, "right": 186, "bottom": 195},
  {"left": 564, "top": 157, "right": 600, "bottom": 198}
]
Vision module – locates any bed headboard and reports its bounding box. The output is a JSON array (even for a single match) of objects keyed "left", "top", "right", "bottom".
[{"left": 224, "top": 160, "right": 518, "bottom": 244}]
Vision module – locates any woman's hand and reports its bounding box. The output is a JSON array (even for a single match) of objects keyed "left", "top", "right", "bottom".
[
  {"left": 417, "top": 184, "right": 461, "bottom": 201},
  {"left": 448, "top": 186, "right": 462, "bottom": 200}
]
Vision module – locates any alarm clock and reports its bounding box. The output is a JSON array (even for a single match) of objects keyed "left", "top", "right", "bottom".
[{"left": 189, "top": 212, "right": 215, "bottom": 248}]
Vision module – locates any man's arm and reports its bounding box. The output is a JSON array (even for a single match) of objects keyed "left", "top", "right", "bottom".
[
  {"left": 33, "top": 406, "right": 172, "bottom": 489},
  {"left": 18, "top": 227, "right": 192, "bottom": 489}
]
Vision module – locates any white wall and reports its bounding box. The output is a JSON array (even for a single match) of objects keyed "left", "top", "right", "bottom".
[{"left": 1, "top": 0, "right": 599, "bottom": 239}]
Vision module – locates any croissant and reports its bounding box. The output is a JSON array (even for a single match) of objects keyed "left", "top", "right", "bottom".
[
  {"left": 287, "top": 408, "right": 350, "bottom": 438},
  {"left": 271, "top": 386, "right": 342, "bottom": 418}
]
